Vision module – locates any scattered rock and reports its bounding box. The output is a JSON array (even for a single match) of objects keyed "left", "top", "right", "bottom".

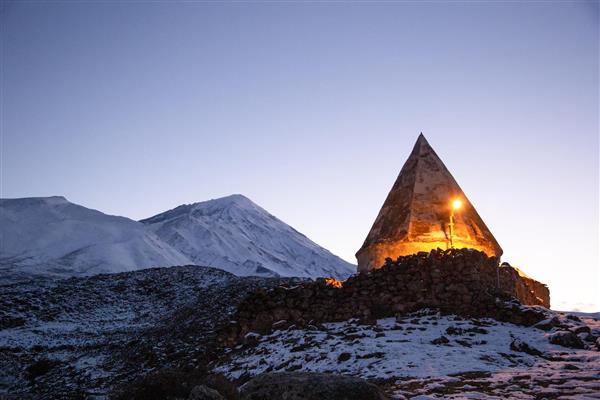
[
  {"left": 0, "top": 316, "right": 26, "bottom": 330},
  {"left": 534, "top": 317, "right": 560, "bottom": 331},
  {"left": 356, "top": 352, "right": 385, "bottom": 359},
  {"left": 578, "top": 332, "right": 593, "bottom": 343},
  {"left": 25, "top": 358, "right": 61, "bottom": 381},
  {"left": 188, "top": 385, "right": 225, "bottom": 400},
  {"left": 244, "top": 332, "right": 261, "bottom": 346},
  {"left": 549, "top": 331, "right": 585, "bottom": 349},
  {"left": 468, "top": 327, "right": 489, "bottom": 335},
  {"left": 584, "top": 333, "right": 598, "bottom": 343},
  {"left": 573, "top": 325, "right": 591, "bottom": 335},
  {"left": 239, "top": 372, "right": 386, "bottom": 400},
  {"left": 272, "top": 320, "right": 289, "bottom": 330},
  {"left": 337, "top": 352, "right": 352, "bottom": 362},
  {"left": 510, "top": 339, "right": 543, "bottom": 357},
  {"left": 446, "top": 326, "right": 463, "bottom": 335},
  {"left": 290, "top": 343, "right": 313, "bottom": 352},
  {"left": 110, "top": 367, "right": 208, "bottom": 400},
  {"left": 431, "top": 336, "right": 449, "bottom": 345}
]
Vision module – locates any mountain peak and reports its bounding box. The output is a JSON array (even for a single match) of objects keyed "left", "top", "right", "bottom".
[
  {"left": 0, "top": 195, "right": 69, "bottom": 207},
  {"left": 142, "top": 194, "right": 355, "bottom": 279},
  {"left": 222, "top": 193, "right": 250, "bottom": 201},
  {"left": 198, "top": 194, "right": 255, "bottom": 209}
]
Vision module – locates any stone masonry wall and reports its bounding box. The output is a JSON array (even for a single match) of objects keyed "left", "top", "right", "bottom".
[
  {"left": 498, "top": 263, "right": 550, "bottom": 307},
  {"left": 219, "top": 248, "right": 550, "bottom": 346}
]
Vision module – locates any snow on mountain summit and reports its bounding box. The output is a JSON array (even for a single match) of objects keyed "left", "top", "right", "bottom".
[
  {"left": 0, "top": 196, "right": 189, "bottom": 276},
  {"left": 140, "top": 194, "right": 257, "bottom": 225},
  {"left": 0, "top": 195, "right": 355, "bottom": 279},
  {"left": 140, "top": 194, "right": 355, "bottom": 279}
]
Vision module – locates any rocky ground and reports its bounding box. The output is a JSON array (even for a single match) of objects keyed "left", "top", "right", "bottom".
[
  {"left": 214, "top": 309, "right": 600, "bottom": 399},
  {"left": 1, "top": 264, "right": 599, "bottom": 399},
  {"left": 0, "top": 266, "right": 299, "bottom": 398},
  {"left": 220, "top": 249, "right": 552, "bottom": 349}
]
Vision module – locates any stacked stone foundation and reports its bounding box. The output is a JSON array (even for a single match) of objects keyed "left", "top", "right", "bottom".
[{"left": 219, "top": 248, "right": 550, "bottom": 346}]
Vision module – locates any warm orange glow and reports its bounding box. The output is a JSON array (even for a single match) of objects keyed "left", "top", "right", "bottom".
[
  {"left": 356, "top": 239, "right": 503, "bottom": 273},
  {"left": 324, "top": 277, "right": 343, "bottom": 288},
  {"left": 452, "top": 199, "right": 462, "bottom": 210}
]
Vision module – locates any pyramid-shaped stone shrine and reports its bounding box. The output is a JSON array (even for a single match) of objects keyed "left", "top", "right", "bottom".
[{"left": 357, "top": 133, "right": 502, "bottom": 273}]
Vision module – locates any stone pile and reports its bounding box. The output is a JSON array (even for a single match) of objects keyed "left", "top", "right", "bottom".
[{"left": 219, "top": 248, "right": 550, "bottom": 347}]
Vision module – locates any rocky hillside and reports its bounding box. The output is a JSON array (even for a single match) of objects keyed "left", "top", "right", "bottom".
[
  {"left": 215, "top": 310, "right": 600, "bottom": 399},
  {"left": 0, "top": 260, "right": 598, "bottom": 399},
  {"left": 0, "top": 265, "right": 301, "bottom": 398}
]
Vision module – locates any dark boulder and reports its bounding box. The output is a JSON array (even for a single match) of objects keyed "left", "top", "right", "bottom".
[
  {"left": 188, "top": 385, "right": 225, "bottom": 400},
  {"left": 572, "top": 325, "right": 591, "bottom": 335},
  {"left": 239, "top": 372, "right": 387, "bottom": 400},
  {"left": 337, "top": 352, "right": 352, "bottom": 363},
  {"left": 510, "top": 339, "right": 543, "bottom": 357},
  {"left": 431, "top": 336, "right": 450, "bottom": 345},
  {"left": 272, "top": 320, "right": 289, "bottom": 330},
  {"left": 25, "top": 358, "right": 62, "bottom": 381},
  {"left": 244, "top": 332, "right": 261, "bottom": 346},
  {"left": 549, "top": 331, "right": 585, "bottom": 349},
  {"left": 534, "top": 317, "right": 560, "bottom": 331}
]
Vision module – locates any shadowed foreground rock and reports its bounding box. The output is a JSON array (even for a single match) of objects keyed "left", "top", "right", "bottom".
[
  {"left": 239, "top": 372, "right": 386, "bottom": 400},
  {"left": 188, "top": 384, "right": 225, "bottom": 400}
]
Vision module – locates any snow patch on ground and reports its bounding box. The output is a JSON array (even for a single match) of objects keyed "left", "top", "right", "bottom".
[
  {"left": 215, "top": 311, "right": 600, "bottom": 398},
  {"left": 0, "top": 266, "right": 256, "bottom": 397}
]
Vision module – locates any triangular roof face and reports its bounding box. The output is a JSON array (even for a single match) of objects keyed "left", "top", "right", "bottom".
[{"left": 356, "top": 133, "right": 502, "bottom": 273}]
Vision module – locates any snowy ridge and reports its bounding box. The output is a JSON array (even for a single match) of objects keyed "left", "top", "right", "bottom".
[
  {"left": 141, "top": 194, "right": 354, "bottom": 279},
  {"left": 0, "top": 197, "right": 188, "bottom": 276},
  {"left": 0, "top": 195, "right": 354, "bottom": 279}
]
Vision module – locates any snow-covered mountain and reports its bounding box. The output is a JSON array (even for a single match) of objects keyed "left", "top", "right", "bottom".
[
  {"left": 140, "top": 194, "right": 355, "bottom": 279},
  {"left": 0, "top": 195, "right": 354, "bottom": 279},
  {"left": 0, "top": 196, "right": 189, "bottom": 276}
]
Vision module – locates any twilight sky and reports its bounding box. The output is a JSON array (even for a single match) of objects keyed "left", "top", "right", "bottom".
[{"left": 1, "top": 1, "right": 598, "bottom": 311}]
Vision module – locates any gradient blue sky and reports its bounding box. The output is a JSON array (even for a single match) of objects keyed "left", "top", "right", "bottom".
[{"left": 1, "top": 1, "right": 598, "bottom": 311}]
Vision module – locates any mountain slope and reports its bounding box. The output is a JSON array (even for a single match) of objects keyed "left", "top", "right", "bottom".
[
  {"left": 0, "top": 265, "right": 299, "bottom": 397},
  {"left": 141, "top": 194, "right": 355, "bottom": 279},
  {"left": 0, "top": 195, "right": 355, "bottom": 279},
  {"left": 0, "top": 196, "right": 189, "bottom": 276}
]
